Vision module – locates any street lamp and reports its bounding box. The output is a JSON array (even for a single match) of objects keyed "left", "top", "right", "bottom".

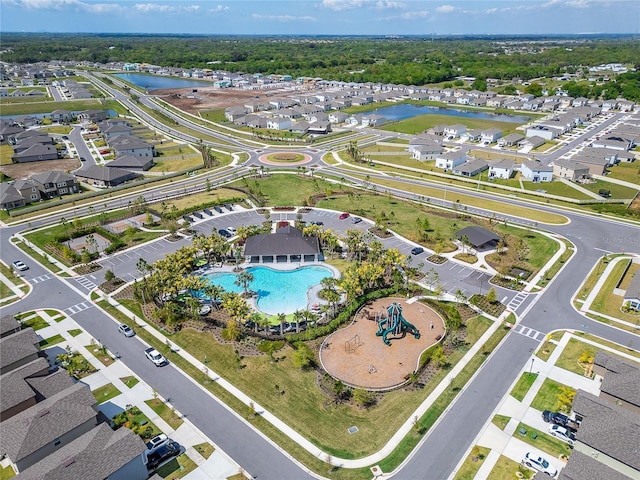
[{"left": 530, "top": 357, "right": 535, "bottom": 374}]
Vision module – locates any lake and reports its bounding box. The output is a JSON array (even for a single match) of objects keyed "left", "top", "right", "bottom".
[
  {"left": 114, "top": 73, "right": 214, "bottom": 91},
  {"left": 371, "top": 104, "right": 529, "bottom": 123}
]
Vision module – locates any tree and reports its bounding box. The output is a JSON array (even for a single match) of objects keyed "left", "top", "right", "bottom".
[
  {"left": 104, "top": 269, "right": 115, "bottom": 282},
  {"left": 352, "top": 388, "right": 375, "bottom": 408},
  {"left": 222, "top": 319, "right": 242, "bottom": 341},
  {"left": 486, "top": 287, "right": 497, "bottom": 304},
  {"left": 292, "top": 342, "right": 315, "bottom": 369},
  {"left": 277, "top": 313, "right": 286, "bottom": 335},
  {"left": 235, "top": 270, "right": 254, "bottom": 297}
]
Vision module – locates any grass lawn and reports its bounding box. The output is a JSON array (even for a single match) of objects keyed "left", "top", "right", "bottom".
[
  {"left": 362, "top": 145, "right": 409, "bottom": 153},
  {"left": 39, "top": 334, "right": 64, "bottom": 348},
  {"left": 40, "top": 125, "right": 73, "bottom": 134},
  {"left": 68, "top": 328, "right": 83, "bottom": 337},
  {"left": 0, "top": 144, "right": 15, "bottom": 165},
  {"left": 554, "top": 338, "right": 595, "bottom": 377},
  {"left": 145, "top": 398, "right": 184, "bottom": 430},
  {"left": 92, "top": 382, "right": 122, "bottom": 404},
  {"left": 574, "top": 256, "right": 619, "bottom": 303},
  {"left": 492, "top": 414, "right": 511, "bottom": 430},
  {"left": 147, "top": 154, "right": 203, "bottom": 173},
  {"left": 151, "top": 188, "right": 243, "bottom": 212},
  {"left": 121, "top": 376, "right": 140, "bottom": 388},
  {"left": 487, "top": 454, "right": 532, "bottom": 480},
  {"left": 380, "top": 113, "right": 524, "bottom": 136},
  {"left": 606, "top": 161, "right": 640, "bottom": 185},
  {"left": 154, "top": 454, "right": 197, "bottom": 479},
  {"left": 510, "top": 373, "right": 538, "bottom": 402},
  {"left": 580, "top": 178, "right": 639, "bottom": 199},
  {"left": 536, "top": 338, "right": 559, "bottom": 362},
  {"left": 452, "top": 446, "right": 491, "bottom": 480},
  {"left": 573, "top": 331, "right": 640, "bottom": 361},
  {"left": 22, "top": 315, "right": 49, "bottom": 330},
  {"left": 590, "top": 258, "right": 640, "bottom": 323},
  {"left": 520, "top": 180, "right": 592, "bottom": 200},
  {"left": 468, "top": 149, "right": 529, "bottom": 163},
  {"left": 84, "top": 344, "right": 116, "bottom": 367},
  {"left": 0, "top": 99, "right": 104, "bottom": 116},
  {"left": 232, "top": 174, "right": 340, "bottom": 207},
  {"left": 537, "top": 239, "right": 574, "bottom": 288},
  {"left": 193, "top": 442, "right": 215, "bottom": 459},
  {"left": 530, "top": 378, "right": 572, "bottom": 412},
  {"left": 0, "top": 465, "right": 15, "bottom": 480},
  {"left": 516, "top": 422, "right": 572, "bottom": 458}
]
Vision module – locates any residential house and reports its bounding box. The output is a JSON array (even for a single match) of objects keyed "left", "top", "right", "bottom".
[
  {"left": 443, "top": 124, "right": 467, "bottom": 139},
  {"left": 552, "top": 159, "right": 591, "bottom": 182},
  {"left": 526, "top": 125, "right": 561, "bottom": 140},
  {"left": 592, "top": 351, "right": 640, "bottom": 413},
  {"left": 76, "top": 166, "right": 141, "bottom": 187},
  {"left": 592, "top": 138, "right": 632, "bottom": 151},
  {"left": 408, "top": 135, "right": 441, "bottom": 153},
  {"left": 480, "top": 128, "right": 502, "bottom": 144},
  {"left": 308, "top": 121, "right": 331, "bottom": 135},
  {"left": 0, "top": 183, "right": 27, "bottom": 210},
  {"left": 498, "top": 133, "right": 525, "bottom": 147},
  {"left": 488, "top": 159, "right": 514, "bottom": 179},
  {"left": 461, "top": 129, "right": 482, "bottom": 143},
  {"left": 30, "top": 171, "right": 79, "bottom": 199},
  {"left": 346, "top": 115, "right": 363, "bottom": 126},
  {"left": 50, "top": 110, "right": 73, "bottom": 123},
  {"left": 0, "top": 316, "right": 21, "bottom": 338},
  {"left": 11, "top": 144, "right": 58, "bottom": 163},
  {"left": 486, "top": 97, "right": 505, "bottom": 108},
  {"left": 575, "top": 147, "right": 619, "bottom": 175},
  {"left": 224, "top": 106, "right": 248, "bottom": 122},
  {"left": 0, "top": 123, "right": 24, "bottom": 143},
  {"left": 328, "top": 112, "right": 347, "bottom": 124},
  {"left": 100, "top": 123, "right": 133, "bottom": 141},
  {"left": 77, "top": 110, "right": 107, "bottom": 123},
  {"left": 622, "top": 273, "right": 640, "bottom": 312},
  {"left": 13, "top": 179, "right": 42, "bottom": 203},
  {"left": 289, "top": 121, "right": 310, "bottom": 134},
  {"left": 452, "top": 159, "right": 488, "bottom": 177},
  {"left": 266, "top": 118, "right": 291, "bottom": 131},
  {"left": 362, "top": 114, "right": 385, "bottom": 127},
  {"left": 109, "top": 135, "right": 154, "bottom": 158},
  {"left": 520, "top": 161, "right": 553, "bottom": 182},
  {"left": 435, "top": 151, "right": 466, "bottom": 171},
  {"left": 13, "top": 136, "right": 55, "bottom": 154},
  {"left": 519, "top": 136, "right": 546, "bottom": 150},
  {"left": 412, "top": 144, "right": 443, "bottom": 161},
  {"left": 0, "top": 326, "right": 42, "bottom": 376},
  {"left": 106, "top": 154, "right": 154, "bottom": 171}
]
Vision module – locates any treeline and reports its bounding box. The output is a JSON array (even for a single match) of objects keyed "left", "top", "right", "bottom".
[{"left": 2, "top": 34, "right": 639, "bottom": 88}]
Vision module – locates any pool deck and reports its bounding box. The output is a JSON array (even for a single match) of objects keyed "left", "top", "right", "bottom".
[{"left": 195, "top": 261, "right": 340, "bottom": 316}]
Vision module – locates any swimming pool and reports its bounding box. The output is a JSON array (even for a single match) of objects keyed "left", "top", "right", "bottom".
[{"left": 202, "top": 266, "right": 333, "bottom": 315}]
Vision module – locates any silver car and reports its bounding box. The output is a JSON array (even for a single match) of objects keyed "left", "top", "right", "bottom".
[{"left": 118, "top": 323, "right": 135, "bottom": 337}]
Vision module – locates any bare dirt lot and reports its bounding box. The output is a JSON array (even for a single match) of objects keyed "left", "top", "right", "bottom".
[
  {"left": 0, "top": 158, "right": 80, "bottom": 180},
  {"left": 153, "top": 86, "right": 297, "bottom": 115}
]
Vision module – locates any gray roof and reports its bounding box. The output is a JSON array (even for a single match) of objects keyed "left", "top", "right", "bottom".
[
  {"left": 109, "top": 134, "right": 152, "bottom": 149},
  {"left": 13, "top": 423, "right": 146, "bottom": 480},
  {"left": 490, "top": 159, "right": 514, "bottom": 170},
  {"left": 25, "top": 368, "right": 75, "bottom": 402},
  {"left": 30, "top": 171, "right": 75, "bottom": 185},
  {"left": 0, "top": 183, "right": 25, "bottom": 205},
  {"left": 594, "top": 351, "right": 640, "bottom": 407},
  {"left": 456, "top": 226, "right": 500, "bottom": 248},
  {"left": 0, "top": 383, "right": 97, "bottom": 463},
  {"left": 571, "top": 390, "right": 640, "bottom": 471},
  {"left": 453, "top": 159, "right": 488, "bottom": 174},
  {"left": 77, "top": 165, "right": 139, "bottom": 183},
  {"left": 523, "top": 160, "right": 553, "bottom": 172},
  {"left": 624, "top": 271, "right": 640, "bottom": 302},
  {"left": 553, "top": 159, "right": 590, "bottom": 171},
  {"left": 558, "top": 451, "right": 633, "bottom": 480},
  {"left": 0, "top": 357, "right": 49, "bottom": 415},
  {"left": 244, "top": 226, "right": 320, "bottom": 257},
  {"left": 0, "top": 328, "right": 40, "bottom": 371},
  {"left": 0, "top": 315, "right": 20, "bottom": 337},
  {"left": 106, "top": 154, "right": 153, "bottom": 169},
  {"left": 14, "top": 144, "right": 57, "bottom": 158}
]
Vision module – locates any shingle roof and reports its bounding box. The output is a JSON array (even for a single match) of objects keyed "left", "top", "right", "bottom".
[
  {"left": 0, "top": 328, "right": 41, "bottom": 371},
  {"left": 571, "top": 390, "right": 640, "bottom": 471},
  {"left": 13, "top": 423, "right": 146, "bottom": 480},
  {"left": 244, "top": 226, "right": 320, "bottom": 257},
  {"left": 14, "top": 144, "right": 57, "bottom": 158},
  {"left": 0, "top": 315, "right": 21, "bottom": 337},
  {"left": 624, "top": 272, "right": 640, "bottom": 302},
  {"left": 490, "top": 159, "right": 514, "bottom": 170},
  {"left": 30, "top": 171, "right": 75, "bottom": 185},
  {"left": 106, "top": 155, "right": 153, "bottom": 169},
  {"left": 558, "top": 451, "right": 633, "bottom": 480},
  {"left": 0, "top": 383, "right": 97, "bottom": 463},
  {"left": 593, "top": 351, "right": 640, "bottom": 407},
  {"left": 456, "top": 226, "right": 500, "bottom": 248},
  {"left": 25, "top": 368, "right": 74, "bottom": 401},
  {"left": 77, "top": 165, "right": 138, "bottom": 183},
  {"left": 0, "top": 358, "right": 49, "bottom": 416},
  {"left": 0, "top": 184, "right": 26, "bottom": 205}
]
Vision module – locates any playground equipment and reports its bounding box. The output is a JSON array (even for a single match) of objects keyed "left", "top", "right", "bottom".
[
  {"left": 345, "top": 334, "right": 364, "bottom": 353},
  {"left": 375, "top": 302, "right": 421, "bottom": 346}
]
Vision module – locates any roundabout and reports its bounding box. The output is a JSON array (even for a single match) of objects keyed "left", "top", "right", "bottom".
[
  {"left": 258, "top": 151, "right": 313, "bottom": 166},
  {"left": 319, "top": 297, "right": 446, "bottom": 390}
]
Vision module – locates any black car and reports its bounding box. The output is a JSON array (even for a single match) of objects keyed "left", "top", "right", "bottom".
[
  {"left": 218, "top": 229, "right": 232, "bottom": 238},
  {"left": 542, "top": 410, "right": 579, "bottom": 430},
  {"left": 146, "top": 441, "right": 181, "bottom": 470},
  {"left": 411, "top": 247, "right": 425, "bottom": 255},
  {"left": 310, "top": 221, "right": 324, "bottom": 226},
  {"left": 213, "top": 206, "right": 223, "bottom": 213}
]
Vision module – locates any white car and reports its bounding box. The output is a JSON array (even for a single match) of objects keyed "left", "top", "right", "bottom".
[
  {"left": 145, "top": 347, "right": 167, "bottom": 367},
  {"left": 523, "top": 452, "right": 557, "bottom": 477},
  {"left": 548, "top": 425, "right": 575, "bottom": 445},
  {"left": 146, "top": 433, "right": 169, "bottom": 451},
  {"left": 227, "top": 226, "right": 237, "bottom": 234},
  {"left": 12, "top": 260, "right": 29, "bottom": 271}
]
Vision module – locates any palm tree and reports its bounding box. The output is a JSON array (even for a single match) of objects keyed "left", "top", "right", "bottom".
[
  {"left": 247, "top": 312, "right": 263, "bottom": 333},
  {"left": 203, "top": 283, "right": 224, "bottom": 308},
  {"left": 235, "top": 270, "right": 254, "bottom": 297},
  {"left": 277, "top": 313, "right": 286, "bottom": 335},
  {"left": 292, "top": 310, "right": 304, "bottom": 333}
]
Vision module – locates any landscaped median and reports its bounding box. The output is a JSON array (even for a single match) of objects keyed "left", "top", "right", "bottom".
[{"left": 94, "top": 293, "right": 513, "bottom": 479}]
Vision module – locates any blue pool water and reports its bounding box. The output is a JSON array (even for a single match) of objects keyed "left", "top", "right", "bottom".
[
  {"left": 371, "top": 103, "right": 530, "bottom": 123},
  {"left": 202, "top": 266, "right": 333, "bottom": 315}
]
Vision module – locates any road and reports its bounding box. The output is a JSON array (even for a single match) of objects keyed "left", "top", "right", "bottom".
[{"left": 3, "top": 78, "right": 639, "bottom": 479}]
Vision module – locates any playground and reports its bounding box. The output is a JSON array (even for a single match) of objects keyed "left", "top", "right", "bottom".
[{"left": 319, "top": 297, "right": 445, "bottom": 390}]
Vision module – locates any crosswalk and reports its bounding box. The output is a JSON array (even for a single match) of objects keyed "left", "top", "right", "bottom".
[
  {"left": 74, "top": 276, "right": 98, "bottom": 291},
  {"left": 512, "top": 324, "right": 545, "bottom": 342},
  {"left": 64, "top": 302, "right": 93, "bottom": 315},
  {"left": 507, "top": 292, "right": 528, "bottom": 311},
  {"left": 30, "top": 274, "right": 52, "bottom": 284}
]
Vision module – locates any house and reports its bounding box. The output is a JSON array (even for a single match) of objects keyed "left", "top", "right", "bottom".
[
  {"left": 30, "top": 171, "right": 79, "bottom": 199},
  {"left": 480, "top": 128, "right": 502, "bottom": 144},
  {"left": 307, "top": 121, "right": 331, "bottom": 135},
  {"left": 526, "top": 125, "right": 561, "bottom": 140},
  {"left": 0, "top": 327, "right": 43, "bottom": 375},
  {"left": 412, "top": 144, "right": 443, "bottom": 161},
  {"left": 11, "top": 144, "right": 58, "bottom": 163},
  {"left": 107, "top": 154, "right": 154, "bottom": 171},
  {"left": 13, "top": 135, "right": 54, "bottom": 153},
  {"left": 520, "top": 161, "right": 553, "bottom": 182},
  {"left": 244, "top": 225, "right": 321, "bottom": 263},
  {"left": 328, "top": 112, "right": 347, "bottom": 124},
  {"left": 461, "top": 129, "right": 482, "bottom": 143},
  {"left": 346, "top": 115, "right": 363, "bottom": 126},
  {"left": 623, "top": 272, "right": 640, "bottom": 312},
  {"left": 0, "top": 183, "right": 27, "bottom": 210},
  {"left": 592, "top": 351, "right": 640, "bottom": 413},
  {"left": 289, "top": 121, "right": 310, "bottom": 134},
  {"left": 456, "top": 226, "right": 500, "bottom": 250},
  {"left": 575, "top": 148, "right": 619, "bottom": 175},
  {"left": 552, "top": 159, "right": 591, "bottom": 182},
  {"left": 76, "top": 166, "right": 141, "bottom": 187},
  {"left": 443, "top": 124, "right": 467, "bottom": 139},
  {"left": 266, "top": 118, "right": 291, "bottom": 131},
  {"left": 50, "top": 110, "right": 73, "bottom": 123},
  {"left": 100, "top": 123, "right": 133, "bottom": 141},
  {"left": 0, "top": 316, "right": 21, "bottom": 338},
  {"left": 498, "top": 133, "right": 525, "bottom": 147},
  {"left": 362, "top": 114, "right": 385, "bottom": 127},
  {"left": 409, "top": 135, "right": 441, "bottom": 153},
  {"left": 109, "top": 135, "right": 154, "bottom": 158},
  {"left": 488, "top": 159, "right": 514, "bottom": 179},
  {"left": 77, "top": 110, "right": 107, "bottom": 123},
  {"left": 224, "top": 106, "right": 248, "bottom": 122},
  {"left": 435, "top": 151, "right": 466, "bottom": 171},
  {"left": 452, "top": 159, "right": 488, "bottom": 177},
  {"left": 519, "top": 136, "right": 546, "bottom": 150},
  {"left": 592, "top": 138, "right": 632, "bottom": 151}
]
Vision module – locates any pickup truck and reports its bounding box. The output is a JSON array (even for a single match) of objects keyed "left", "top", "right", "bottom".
[{"left": 542, "top": 410, "right": 580, "bottom": 431}]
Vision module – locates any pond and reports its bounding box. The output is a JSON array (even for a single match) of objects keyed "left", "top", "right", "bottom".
[
  {"left": 371, "top": 103, "right": 530, "bottom": 123},
  {"left": 114, "top": 73, "right": 214, "bottom": 91}
]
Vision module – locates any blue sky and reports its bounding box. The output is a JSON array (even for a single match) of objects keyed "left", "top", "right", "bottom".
[{"left": 1, "top": 0, "right": 639, "bottom": 35}]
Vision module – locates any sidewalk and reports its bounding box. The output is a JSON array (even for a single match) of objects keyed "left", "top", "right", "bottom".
[{"left": 34, "top": 308, "right": 245, "bottom": 480}]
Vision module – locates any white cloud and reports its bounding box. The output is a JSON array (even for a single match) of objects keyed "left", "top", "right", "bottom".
[
  {"left": 435, "top": 4, "right": 456, "bottom": 13},
  {"left": 376, "top": 0, "right": 405, "bottom": 9},
  {"left": 133, "top": 3, "right": 201, "bottom": 14},
  {"left": 321, "top": 0, "right": 368, "bottom": 11},
  {"left": 252, "top": 14, "right": 316, "bottom": 22},
  {"left": 207, "top": 5, "right": 229, "bottom": 13},
  {"left": 2, "top": 0, "right": 122, "bottom": 13}
]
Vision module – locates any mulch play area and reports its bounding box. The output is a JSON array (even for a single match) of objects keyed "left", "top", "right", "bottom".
[{"left": 319, "top": 297, "right": 445, "bottom": 390}]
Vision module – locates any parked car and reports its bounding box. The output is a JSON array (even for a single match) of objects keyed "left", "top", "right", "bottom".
[
  {"left": 80, "top": 156, "right": 86, "bottom": 162},
  {"left": 145, "top": 347, "right": 168, "bottom": 367},
  {"left": 146, "top": 440, "right": 181, "bottom": 470},
  {"left": 145, "top": 434, "right": 168, "bottom": 451},
  {"left": 542, "top": 410, "right": 579, "bottom": 430},
  {"left": 523, "top": 452, "right": 557, "bottom": 477},
  {"left": 118, "top": 323, "right": 135, "bottom": 337},
  {"left": 410, "top": 247, "right": 424, "bottom": 255},
  {"left": 224, "top": 204, "right": 233, "bottom": 211},
  {"left": 213, "top": 206, "right": 223, "bottom": 213},
  {"left": 310, "top": 221, "right": 324, "bottom": 226},
  {"left": 351, "top": 217, "right": 362, "bottom": 224},
  {"left": 227, "top": 226, "right": 237, "bottom": 234},
  {"left": 12, "top": 260, "right": 29, "bottom": 271},
  {"left": 339, "top": 212, "right": 350, "bottom": 220},
  {"left": 218, "top": 229, "right": 232, "bottom": 238},
  {"left": 548, "top": 425, "right": 575, "bottom": 445}
]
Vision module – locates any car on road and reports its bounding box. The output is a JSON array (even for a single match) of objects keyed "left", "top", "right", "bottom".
[
  {"left": 145, "top": 347, "right": 168, "bottom": 367},
  {"left": 339, "top": 212, "right": 350, "bottom": 220},
  {"left": 146, "top": 440, "right": 181, "bottom": 470},
  {"left": 80, "top": 156, "right": 86, "bottom": 162},
  {"left": 145, "top": 434, "right": 169, "bottom": 451},
  {"left": 12, "top": 260, "right": 29, "bottom": 271},
  {"left": 351, "top": 217, "right": 362, "bottom": 224},
  {"left": 118, "top": 323, "right": 135, "bottom": 337},
  {"left": 218, "top": 229, "right": 232, "bottom": 238},
  {"left": 410, "top": 247, "right": 424, "bottom": 255},
  {"left": 548, "top": 425, "right": 575, "bottom": 445},
  {"left": 309, "top": 221, "right": 324, "bottom": 226},
  {"left": 523, "top": 452, "right": 557, "bottom": 477}
]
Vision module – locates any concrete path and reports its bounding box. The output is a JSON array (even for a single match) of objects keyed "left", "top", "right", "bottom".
[
  {"left": 556, "top": 177, "right": 602, "bottom": 200},
  {"left": 592, "top": 173, "right": 640, "bottom": 190}
]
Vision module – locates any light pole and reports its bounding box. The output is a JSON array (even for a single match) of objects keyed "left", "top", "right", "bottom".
[{"left": 530, "top": 357, "right": 535, "bottom": 374}]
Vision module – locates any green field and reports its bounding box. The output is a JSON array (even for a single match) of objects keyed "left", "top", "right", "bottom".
[
  {"left": 606, "top": 161, "right": 640, "bottom": 185},
  {"left": 509, "top": 373, "right": 538, "bottom": 401},
  {"left": 0, "top": 99, "right": 104, "bottom": 116},
  {"left": 380, "top": 113, "right": 524, "bottom": 136},
  {"left": 580, "top": 178, "right": 639, "bottom": 199}
]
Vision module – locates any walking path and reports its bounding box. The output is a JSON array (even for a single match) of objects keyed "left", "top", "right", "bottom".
[
  {"left": 556, "top": 177, "right": 602, "bottom": 200},
  {"left": 32, "top": 308, "right": 244, "bottom": 480}
]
